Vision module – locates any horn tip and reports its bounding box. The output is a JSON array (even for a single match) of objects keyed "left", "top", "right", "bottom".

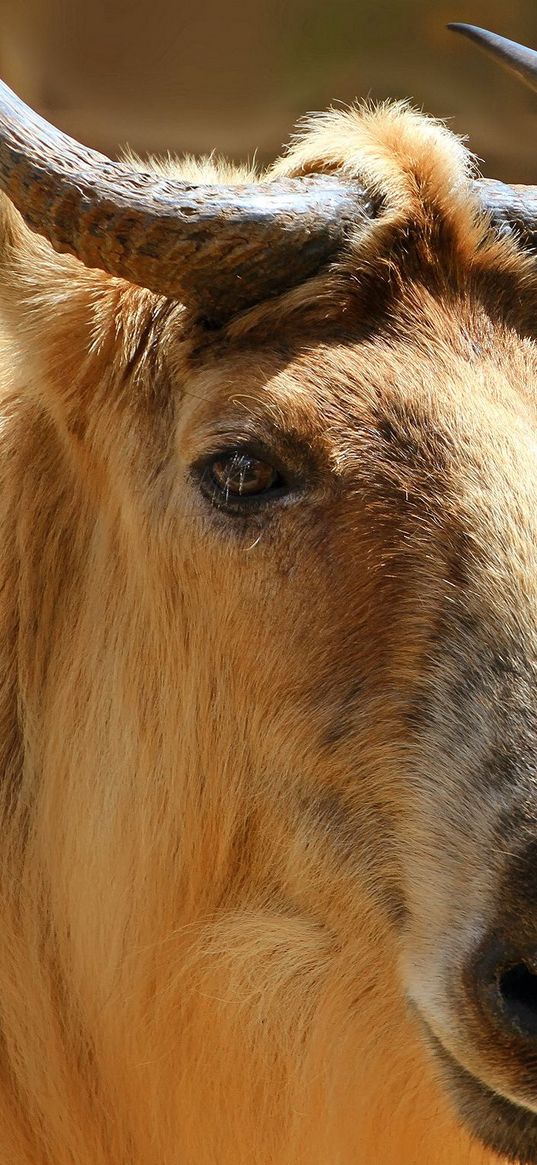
[{"left": 446, "top": 22, "right": 492, "bottom": 41}]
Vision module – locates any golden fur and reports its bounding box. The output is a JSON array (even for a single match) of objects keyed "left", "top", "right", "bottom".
[{"left": 0, "top": 101, "right": 534, "bottom": 1163}]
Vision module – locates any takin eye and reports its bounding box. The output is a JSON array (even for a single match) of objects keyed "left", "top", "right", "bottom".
[{"left": 198, "top": 450, "right": 289, "bottom": 508}]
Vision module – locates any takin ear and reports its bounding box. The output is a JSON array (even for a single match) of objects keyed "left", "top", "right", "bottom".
[{"left": 0, "top": 193, "right": 171, "bottom": 428}]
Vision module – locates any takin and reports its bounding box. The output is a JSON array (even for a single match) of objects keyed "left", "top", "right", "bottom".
[{"left": 0, "top": 19, "right": 537, "bottom": 1165}]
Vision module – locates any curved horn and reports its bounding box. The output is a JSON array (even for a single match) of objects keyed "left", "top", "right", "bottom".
[
  {"left": 476, "top": 178, "right": 537, "bottom": 246},
  {"left": 448, "top": 23, "right": 537, "bottom": 94},
  {"left": 0, "top": 79, "right": 376, "bottom": 325},
  {"left": 3, "top": 69, "right": 537, "bottom": 322}
]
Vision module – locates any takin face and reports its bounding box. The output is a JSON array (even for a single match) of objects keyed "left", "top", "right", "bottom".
[{"left": 1, "top": 55, "right": 537, "bottom": 1165}]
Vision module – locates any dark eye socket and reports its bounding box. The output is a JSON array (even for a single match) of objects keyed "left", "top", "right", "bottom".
[{"left": 197, "top": 449, "right": 289, "bottom": 508}]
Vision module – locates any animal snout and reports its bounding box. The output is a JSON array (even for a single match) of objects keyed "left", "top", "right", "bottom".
[{"left": 471, "top": 937, "right": 537, "bottom": 1043}]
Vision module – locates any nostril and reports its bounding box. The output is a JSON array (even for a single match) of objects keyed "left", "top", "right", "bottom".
[
  {"left": 498, "top": 962, "right": 537, "bottom": 1039},
  {"left": 471, "top": 938, "right": 537, "bottom": 1045}
]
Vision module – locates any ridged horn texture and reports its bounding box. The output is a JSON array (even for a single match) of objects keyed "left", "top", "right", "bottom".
[
  {"left": 2, "top": 65, "right": 537, "bottom": 324},
  {"left": 0, "top": 78, "right": 377, "bottom": 325},
  {"left": 477, "top": 178, "right": 537, "bottom": 246},
  {"left": 448, "top": 23, "right": 537, "bottom": 94}
]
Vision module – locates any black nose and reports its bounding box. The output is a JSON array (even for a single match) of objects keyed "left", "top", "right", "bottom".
[{"left": 473, "top": 939, "right": 537, "bottom": 1042}]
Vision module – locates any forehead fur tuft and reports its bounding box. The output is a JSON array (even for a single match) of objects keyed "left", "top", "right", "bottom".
[
  {"left": 269, "top": 102, "right": 485, "bottom": 255},
  {"left": 272, "top": 102, "right": 473, "bottom": 188}
]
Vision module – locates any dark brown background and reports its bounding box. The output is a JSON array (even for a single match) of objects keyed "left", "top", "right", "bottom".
[{"left": 1, "top": 0, "right": 537, "bottom": 181}]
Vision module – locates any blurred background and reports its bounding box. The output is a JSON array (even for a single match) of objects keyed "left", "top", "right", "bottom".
[{"left": 1, "top": 0, "right": 537, "bottom": 180}]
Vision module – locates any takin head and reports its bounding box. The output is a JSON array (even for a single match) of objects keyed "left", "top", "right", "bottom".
[{"left": 1, "top": 24, "right": 537, "bottom": 1165}]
